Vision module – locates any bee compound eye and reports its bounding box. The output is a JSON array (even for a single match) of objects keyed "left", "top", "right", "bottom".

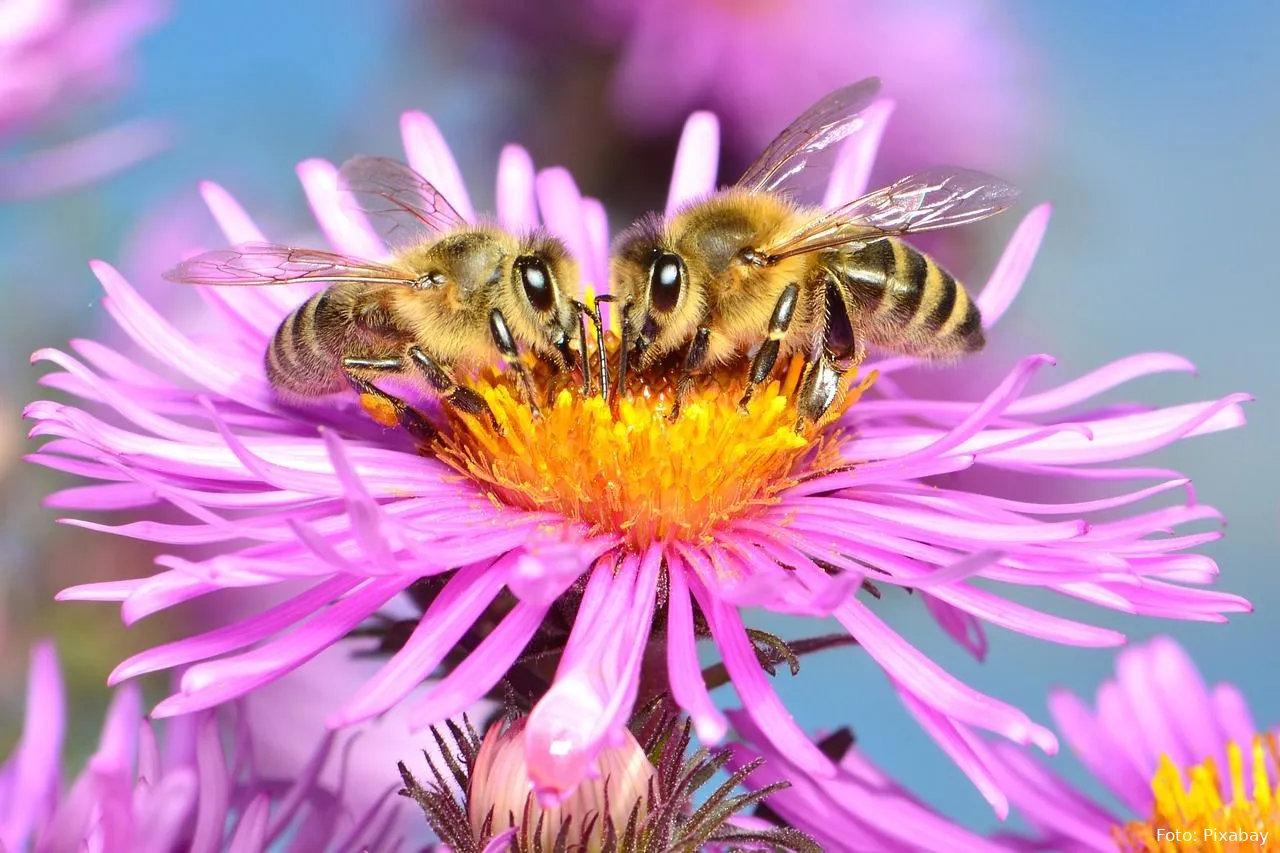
[
  {"left": 517, "top": 256, "right": 555, "bottom": 312},
  {"left": 649, "top": 252, "right": 684, "bottom": 312}
]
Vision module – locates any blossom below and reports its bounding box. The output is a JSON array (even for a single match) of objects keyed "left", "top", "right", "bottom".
[
  {"left": 28, "top": 97, "right": 1250, "bottom": 815},
  {"left": 0, "top": 642, "right": 400, "bottom": 852},
  {"left": 398, "top": 699, "right": 817, "bottom": 852},
  {"left": 988, "top": 636, "right": 1278, "bottom": 852}
]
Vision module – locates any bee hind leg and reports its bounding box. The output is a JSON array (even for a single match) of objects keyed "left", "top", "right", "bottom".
[
  {"left": 794, "top": 355, "right": 845, "bottom": 431},
  {"left": 405, "top": 346, "right": 503, "bottom": 433},
  {"left": 342, "top": 357, "right": 438, "bottom": 442},
  {"left": 739, "top": 283, "right": 799, "bottom": 413},
  {"left": 668, "top": 326, "right": 712, "bottom": 422}
]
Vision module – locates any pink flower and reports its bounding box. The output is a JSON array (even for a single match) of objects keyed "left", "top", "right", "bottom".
[
  {"left": 0, "top": 642, "right": 400, "bottom": 852},
  {"left": 28, "top": 101, "right": 1249, "bottom": 817},
  {"left": 985, "top": 636, "right": 1279, "bottom": 851},
  {"left": 594, "top": 0, "right": 1036, "bottom": 177},
  {"left": 0, "top": 0, "right": 167, "bottom": 198}
]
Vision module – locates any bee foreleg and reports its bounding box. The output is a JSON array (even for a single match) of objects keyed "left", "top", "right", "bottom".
[
  {"left": 615, "top": 298, "right": 633, "bottom": 405},
  {"left": 405, "top": 346, "right": 503, "bottom": 433},
  {"left": 487, "top": 309, "right": 542, "bottom": 417},
  {"left": 589, "top": 295, "right": 614, "bottom": 401},
  {"left": 341, "top": 357, "right": 438, "bottom": 442},
  {"left": 571, "top": 300, "right": 593, "bottom": 396},
  {"left": 668, "top": 326, "right": 712, "bottom": 423},
  {"left": 739, "top": 283, "right": 799, "bottom": 413}
]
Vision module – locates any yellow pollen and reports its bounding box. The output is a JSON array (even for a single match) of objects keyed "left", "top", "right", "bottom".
[
  {"left": 433, "top": 340, "right": 874, "bottom": 551},
  {"left": 1114, "top": 734, "right": 1280, "bottom": 852}
]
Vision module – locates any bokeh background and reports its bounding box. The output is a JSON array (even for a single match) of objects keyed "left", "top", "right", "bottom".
[{"left": 1, "top": 0, "right": 1277, "bottom": 839}]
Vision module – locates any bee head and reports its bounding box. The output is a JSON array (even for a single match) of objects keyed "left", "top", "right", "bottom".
[
  {"left": 611, "top": 213, "right": 701, "bottom": 366},
  {"left": 500, "top": 231, "right": 581, "bottom": 367}
]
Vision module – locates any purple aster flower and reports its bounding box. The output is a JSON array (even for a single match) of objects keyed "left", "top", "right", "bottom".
[
  {"left": 986, "top": 636, "right": 1278, "bottom": 851},
  {"left": 28, "top": 98, "right": 1250, "bottom": 817},
  {"left": 724, "top": 709, "right": 1015, "bottom": 853},
  {"left": 0, "top": 641, "right": 401, "bottom": 852},
  {"left": 591, "top": 0, "right": 1036, "bottom": 176},
  {"left": 0, "top": 0, "right": 167, "bottom": 198}
]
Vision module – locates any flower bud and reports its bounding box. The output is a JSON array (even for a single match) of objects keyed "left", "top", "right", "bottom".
[{"left": 468, "top": 717, "right": 656, "bottom": 852}]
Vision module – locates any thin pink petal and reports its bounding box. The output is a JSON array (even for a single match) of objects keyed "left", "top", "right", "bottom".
[
  {"left": 496, "top": 144, "right": 539, "bottom": 232},
  {"left": 975, "top": 203, "right": 1052, "bottom": 328},
  {"left": 400, "top": 111, "right": 474, "bottom": 221},
  {"left": 666, "top": 560, "right": 728, "bottom": 744},
  {"left": 296, "top": 158, "right": 387, "bottom": 260},
  {"left": 666, "top": 111, "right": 719, "bottom": 213},
  {"left": 822, "top": 98, "right": 895, "bottom": 208}
]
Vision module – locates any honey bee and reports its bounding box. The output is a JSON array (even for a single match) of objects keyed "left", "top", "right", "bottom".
[
  {"left": 163, "top": 156, "right": 586, "bottom": 439},
  {"left": 611, "top": 77, "right": 1021, "bottom": 425}
]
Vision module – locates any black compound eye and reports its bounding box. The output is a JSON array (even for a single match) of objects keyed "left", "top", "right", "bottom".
[
  {"left": 516, "top": 256, "right": 555, "bottom": 312},
  {"left": 649, "top": 252, "right": 684, "bottom": 313}
]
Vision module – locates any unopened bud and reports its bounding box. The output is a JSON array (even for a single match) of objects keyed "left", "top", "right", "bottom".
[{"left": 468, "top": 717, "right": 655, "bottom": 852}]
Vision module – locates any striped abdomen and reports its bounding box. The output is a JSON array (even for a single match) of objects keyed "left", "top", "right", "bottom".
[
  {"left": 264, "top": 289, "right": 350, "bottom": 400},
  {"left": 830, "top": 237, "right": 985, "bottom": 358}
]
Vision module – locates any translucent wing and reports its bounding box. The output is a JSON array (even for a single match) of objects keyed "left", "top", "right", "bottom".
[
  {"left": 755, "top": 168, "right": 1021, "bottom": 262},
  {"left": 161, "top": 242, "right": 419, "bottom": 287},
  {"left": 737, "top": 77, "right": 883, "bottom": 198},
  {"left": 337, "top": 155, "right": 467, "bottom": 248}
]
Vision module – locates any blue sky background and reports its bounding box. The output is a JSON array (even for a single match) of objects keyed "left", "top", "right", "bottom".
[{"left": 2, "top": 0, "right": 1278, "bottom": 839}]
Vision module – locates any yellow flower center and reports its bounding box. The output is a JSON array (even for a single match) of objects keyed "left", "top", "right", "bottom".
[
  {"left": 431, "top": 338, "right": 872, "bottom": 552},
  {"left": 1114, "top": 734, "right": 1280, "bottom": 852}
]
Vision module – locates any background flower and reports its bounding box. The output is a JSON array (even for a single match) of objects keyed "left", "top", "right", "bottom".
[
  {"left": 596, "top": 0, "right": 1036, "bottom": 177},
  {"left": 985, "top": 636, "right": 1278, "bottom": 851},
  {"left": 0, "top": 641, "right": 400, "bottom": 852},
  {"left": 0, "top": 0, "right": 168, "bottom": 198}
]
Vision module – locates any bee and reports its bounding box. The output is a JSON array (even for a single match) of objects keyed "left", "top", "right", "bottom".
[
  {"left": 611, "top": 77, "right": 1020, "bottom": 425},
  {"left": 163, "top": 156, "right": 586, "bottom": 440}
]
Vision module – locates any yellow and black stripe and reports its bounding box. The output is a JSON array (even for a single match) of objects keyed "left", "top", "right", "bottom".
[
  {"left": 839, "top": 238, "right": 984, "bottom": 356},
  {"left": 264, "top": 291, "right": 345, "bottom": 398}
]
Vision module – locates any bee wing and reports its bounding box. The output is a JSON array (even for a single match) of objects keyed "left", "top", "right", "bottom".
[
  {"left": 755, "top": 168, "right": 1021, "bottom": 261},
  {"left": 337, "top": 155, "right": 467, "bottom": 248},
  {"left": 161, "top": 242, "right": 419, "bottom": 286},
  {"left": 737, "top": 77, "right": 883, "bottom": 198}
]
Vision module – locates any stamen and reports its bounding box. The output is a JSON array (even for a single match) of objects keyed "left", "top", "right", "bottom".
[
  {"left": 433, "top": 339, "right": 874, "bottom": 552},
  {"left": 1114, "top": 734, "right": 1280, "bottom": 851}
]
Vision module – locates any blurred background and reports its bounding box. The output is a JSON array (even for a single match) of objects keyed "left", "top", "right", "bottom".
[{"left": 1, "top": 0, "right": 1277, "bottom": 839}]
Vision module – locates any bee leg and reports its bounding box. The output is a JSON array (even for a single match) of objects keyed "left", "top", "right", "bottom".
[
  {"left": 794, "top": 354, "right": 846, "bottom": 431},
  {"left": 571, "top": 300, "right": 593, "bottom": 396},
  {"left": 341, "top": 357, "right": 438, "bottom": 442},
  {"left": 405, "top": 346, "right": 503, "bottom": 433},
  {"left": 488, "top": 309, "right": 542, "bottom": 417},
  {"left": 667, "top": 326, "right": 712, "bottom": 422},
  {"left": 615, "top": 300, "right": 633, "bottom": 405},
  {"left": 589, "top": 295, "right": 613, "bottom": 401},
  {"left": 739, "top": 283, "right": 799, "bottom": 413}
]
